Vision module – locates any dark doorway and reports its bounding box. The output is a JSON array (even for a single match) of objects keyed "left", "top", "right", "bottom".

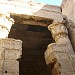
[{"left": 8, "top": 24, "right": 54, "bottom": 75}]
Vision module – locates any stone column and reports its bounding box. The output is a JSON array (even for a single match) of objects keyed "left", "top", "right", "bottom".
[
  {"left": 0, "top": 12, "right": 22, "bottom": 75},
  {"left": 45, "top": 21, "right": 75, "bottom": 75},
  {"left": 0, "top": 12, "right": 14, "bottom": 38}
]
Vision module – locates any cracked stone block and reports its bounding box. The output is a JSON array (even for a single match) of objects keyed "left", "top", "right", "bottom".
[
  {"left": 5, "top": 49, "right": 22, "bottom": 60},
  {"left": 3, "top": 60, "right": 19, "bottom": 73}
]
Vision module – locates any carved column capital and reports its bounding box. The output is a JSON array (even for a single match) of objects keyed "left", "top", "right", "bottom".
[
  {"left": 48, "top": 21, "right": 70, "bottom": 44},
  {"left": 0, "top": 12, "right": 14, "bottom": 38}
]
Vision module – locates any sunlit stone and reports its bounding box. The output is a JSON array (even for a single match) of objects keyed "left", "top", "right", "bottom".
[{"left": 0, "top": 12, "right": 14, "bottom": 38}]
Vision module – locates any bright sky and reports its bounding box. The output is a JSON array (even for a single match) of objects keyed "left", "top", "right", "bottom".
[{"left": 34, "top": 0, "right": 63, "bottom": 6}]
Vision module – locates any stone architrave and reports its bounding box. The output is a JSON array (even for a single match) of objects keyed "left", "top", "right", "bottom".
[{"left": 45, "top": 21, "right": 75, "bottom": 75}]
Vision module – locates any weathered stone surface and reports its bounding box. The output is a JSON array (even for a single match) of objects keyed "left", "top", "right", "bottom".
[
  {"left": 0, "top": 38, "right": 22, "bottom": 75},
  {"left": 70, "top": 55, "right": 75, "bottom": 71},
  {"left": 45, "top": 44, "right": 74, "bottom": 72},
  {"left": 45, "top": 20, "right": 75, "bottom": 75},
  {"left": 0, "top": 13, "right": 14, "bottom": 38},
  {"left": 45, "top": 43, "right": 75, "bottom": 75},
  {"left": 61, "top": 0, "right": 74, "bottom": 23},
  {"left": 0, "top": 47, "right": 4, "bottom": 60},
  {"left": 54, "top": 54, "right": 74, "bottom": 72},
  {"left": 5, "top": 49, "right": 22, "bottom": 60},
  {"left": 69, "top": 29, "right": 75, "bottom": 51},
  {"left": 64, "top": 18, "right": 75, "bottom": 51},
  {"left": 0, "top": 60, "right": 3, "bottom": 72},
  {"left": 33, "top": 10, "right": 63, "bottom": 22},
  {"left": 0, "top": 38, "right": 22, "bottom": 50},
  {"left": 45, "top": 44, "right": 75, "bottom": 75},
  {"left": 45, "top": 43, "right": 74, "bottom": 60},
  {"left": 3, "top": 60, "right": 19, "bottom": 73},
  {"left": 48, "top": 22, "right": 70, "bottom": 44},
  {"left": 48, "top": 21, "right": 74, "bottom": 53},
  {"left": 42, "top": 5, "right": 61, "bottom": 13},
  {"left": 0, "top": 1, "right": 63, "bottom": 22},
  {"left": 0, "top": 1, "right": 61, "bottom": 13}
]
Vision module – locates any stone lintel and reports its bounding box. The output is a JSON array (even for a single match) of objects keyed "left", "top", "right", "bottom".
[{"left": 11, "top": 14, "right": 53, "bottom": 27}]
